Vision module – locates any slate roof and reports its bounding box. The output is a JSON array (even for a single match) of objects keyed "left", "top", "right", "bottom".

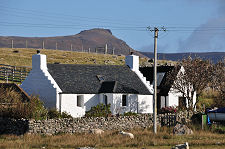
[
  {"left": 47, "top": 64, "right": 151, "bottom": 95},
  {"left": 139, "top": 66, "right": 181, "bottom": 96}
]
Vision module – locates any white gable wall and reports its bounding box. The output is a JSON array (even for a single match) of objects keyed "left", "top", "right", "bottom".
[{"left": 21, "top": 54, "right": 62, "bottom": 109}]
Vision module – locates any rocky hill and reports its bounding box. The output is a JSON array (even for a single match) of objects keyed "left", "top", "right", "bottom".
[{"left": 0, "top": 28, "right": 144, "bottom": 57}]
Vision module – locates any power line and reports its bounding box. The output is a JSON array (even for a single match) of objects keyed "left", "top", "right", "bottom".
[{"left": 0, "top": 5, "right": 151, "bottom": 27}]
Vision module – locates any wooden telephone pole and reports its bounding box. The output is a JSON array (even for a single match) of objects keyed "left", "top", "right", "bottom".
[
  {"left": 153, "top": 27, "right": 158, "bottom": 134},
  {"left": 147, "top": 26, "right": 166, "bottom": 134}
]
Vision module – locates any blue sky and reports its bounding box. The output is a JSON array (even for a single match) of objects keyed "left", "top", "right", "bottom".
[{"left": 1, "top": 0, "right": 225, "bottom": 53}]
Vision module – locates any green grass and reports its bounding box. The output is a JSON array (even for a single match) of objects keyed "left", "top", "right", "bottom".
[{"left": 0, "top": 48, "right": 127, "bottom": 66}]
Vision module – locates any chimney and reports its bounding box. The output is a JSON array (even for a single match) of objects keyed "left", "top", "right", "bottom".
[
  {"left": 32, "top": 50, "right": 47, "bottom": 71},
  {"left": 125, "top": 53, "right": 139, "bottom": 71}
]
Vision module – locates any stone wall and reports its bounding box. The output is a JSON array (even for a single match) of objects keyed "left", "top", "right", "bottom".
[{"left": 0, "top": 111, "right": 194, "bottom": 135}]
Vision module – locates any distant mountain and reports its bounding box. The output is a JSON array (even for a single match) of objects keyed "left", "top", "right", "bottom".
[
  {"left": 141, "top": 52, "right": 225, "bottom": 63},
  {"left": 0, "top": 28, "right": 145, "bottom": 57}
]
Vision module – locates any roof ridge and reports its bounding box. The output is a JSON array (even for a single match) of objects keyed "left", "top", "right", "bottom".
[{"left": 47, "top": 63, "right": 127, "bottom": 67}]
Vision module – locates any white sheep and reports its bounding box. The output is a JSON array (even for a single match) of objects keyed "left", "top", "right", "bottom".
[
  {"left": 119, "top": 131, "right": 134, "bottom": 139},
  {"left": 173, "top": 142, "right": 189, "bottom": 149},
  {"left": 90, "top": 128, "right": 104, "bottom": 135}
]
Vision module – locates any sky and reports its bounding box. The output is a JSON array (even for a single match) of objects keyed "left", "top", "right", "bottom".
[{"left": 0, "top": 0, "right": 225, "bottom": 53}]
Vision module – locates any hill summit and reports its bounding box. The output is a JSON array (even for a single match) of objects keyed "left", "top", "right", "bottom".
[{"left": 0, "top": 28, "right": 144, "bottom": 56}]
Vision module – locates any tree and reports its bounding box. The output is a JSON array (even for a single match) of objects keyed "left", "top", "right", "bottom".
[
  {"left": 211, "top": 60, "right": 225, "bottom": 107},
  {"left": 167, "top": 57, "right": 213, "bottom": 110}
]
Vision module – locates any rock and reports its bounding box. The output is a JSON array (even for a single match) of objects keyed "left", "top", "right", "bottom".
[{"left": 173, "top": 124, "right": 193, "bottom": 135}]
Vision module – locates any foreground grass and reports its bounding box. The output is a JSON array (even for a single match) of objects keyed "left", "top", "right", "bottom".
[{"left": 0, "top": 127, "right": 225, "bottom": 149}]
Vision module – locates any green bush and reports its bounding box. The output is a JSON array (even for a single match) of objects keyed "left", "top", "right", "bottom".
[
  {"left": 85, "top": 103, "right": 111, "bottom": 117},
  {"left": 47, "top": 109, "right": 72, "bottom": 119}
]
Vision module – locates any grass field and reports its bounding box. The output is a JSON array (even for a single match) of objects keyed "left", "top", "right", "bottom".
[
  {"left": 0, "top": 48, "right": 176, "bottom": 67},
  {"left": 0, "top": 48, "right": 127, "bottom": 66},
  {"left": 0, "top": 127, "right": 225, "bottom": 149}
]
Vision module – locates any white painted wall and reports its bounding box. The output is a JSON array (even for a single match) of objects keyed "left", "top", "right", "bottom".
[
  {"left": 138, "top": 95, "right": 153, "bottom": 113},
  {"left": 102, "top": 94, "right": 153, "bottom": 114},
  {"left": 21, "top": 53, "right": 62, "bottom": 109},
  {"left": 60, "top": 94, "right": 85, "bottom": 118},
  {"left": 111, "top": 94, "right": 136, "bottom": 114},
  {"left": 83, "top": 94, "right": 99, "bottom": 111}
]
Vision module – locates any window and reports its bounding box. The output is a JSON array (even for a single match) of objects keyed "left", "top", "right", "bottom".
[
  {"left": 122, "top": 95, "right": 127, "bottom": 106},
  {"left": 77, "top": 95, "right": 84, "bottom": 107},
  {"left": 97, "top": 75, "right": 105, "bottom": 82},
  {"left": 104, "top": 95, "right": 108, "bottom": 105}
]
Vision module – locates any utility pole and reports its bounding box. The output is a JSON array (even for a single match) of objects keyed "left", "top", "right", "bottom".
[
  {"left": 56, "top": 42, "right": 58, "bottom": 50},
  {"left": 42, "top": 41, "right": 45, "bottom": 49},
  {"left": 153, "top": 27, "right": 158, "bottom": 134},
  {"left": 26, "top": 40, "right": 28, "bottom": 48},
  {"left": 11, "top": 40, "right": 14, "bottom": 49},
  {"left": 71, "top": 44, "right": 73, "bottom": 51},
  {"left": 147, "top": 26, "right": 166, "bottom": 134},
  {"left": 112, "top": 47, "right": 115, "bottom": 55},
  {"left": 105, "top": 44, "right": 108, "bottom": 54}
]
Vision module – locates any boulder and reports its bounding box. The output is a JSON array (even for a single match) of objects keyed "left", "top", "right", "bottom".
[{"left": 173, "top": 124, "right": 193, "bottom": 135}]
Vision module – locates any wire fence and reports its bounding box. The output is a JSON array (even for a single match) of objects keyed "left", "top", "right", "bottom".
[
  {"left": 1, "top": 39, "right": 130, "bottom": 55},
  {"left": 0, "top": 64, "right": 31, "bottom": 83}
]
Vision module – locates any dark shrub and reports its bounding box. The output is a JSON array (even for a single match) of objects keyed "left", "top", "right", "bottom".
[
  {"left": 85, "top": 103, "right": 111, "bottom": 117},
  {"left": 47, "top": 109, "right": 72, "bottom": 119}
]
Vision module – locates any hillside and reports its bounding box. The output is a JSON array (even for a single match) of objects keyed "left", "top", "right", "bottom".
[
  {"left": 0, "top": 28, "right": 144, "bottom": 57},
  {"left": 141, "top": 52, "right": 225, "bottom": 63},
  {"left": 0, "top": 48, "right": 152, "bottom": 67}
]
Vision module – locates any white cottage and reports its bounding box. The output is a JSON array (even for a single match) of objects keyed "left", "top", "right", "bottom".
[
  {"left": 139, "top": 65, "right": 196, "bottom": 110},
  {"left": 21, "top": 51, "right": 153, "bottom": 117}
]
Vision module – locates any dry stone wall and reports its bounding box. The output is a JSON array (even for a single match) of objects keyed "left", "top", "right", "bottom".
[{"left": 0, "top": 112, "right": 193, "bottom": 135}]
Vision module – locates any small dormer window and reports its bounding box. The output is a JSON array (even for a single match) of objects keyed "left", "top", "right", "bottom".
[{"left": 97, "top": 75, "right": 105, "bottom": 82}]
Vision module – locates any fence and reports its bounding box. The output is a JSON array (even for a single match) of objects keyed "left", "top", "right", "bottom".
[
  {"left": 160, "top": 114, "right": 177, "bottom": 127},
  {"left": 1, "top": 39, "right": 130, "bottom": 55},
  {"left": 0, "top": 64, "right": 31, "bottom": 83}
]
